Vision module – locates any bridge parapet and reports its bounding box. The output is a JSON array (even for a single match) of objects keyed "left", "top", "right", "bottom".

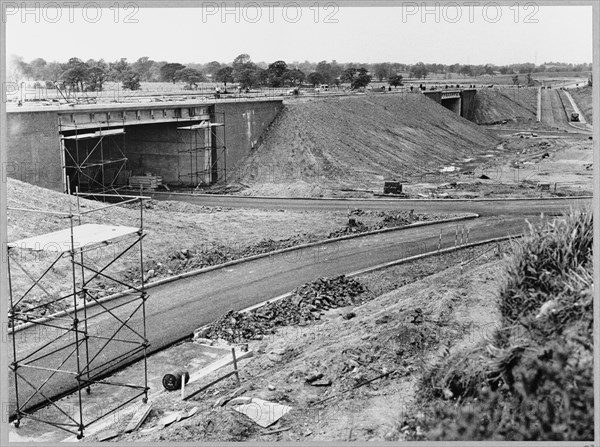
[{"left": 441, "top": 91, "right": 461, "bottom": 99}]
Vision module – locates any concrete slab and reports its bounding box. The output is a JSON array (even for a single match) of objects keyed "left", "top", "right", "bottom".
[{"left": 8, "top": 341, "right": 230, "bottom": 442}]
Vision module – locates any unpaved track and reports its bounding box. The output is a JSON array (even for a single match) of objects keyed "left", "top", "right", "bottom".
[
  {"left": 150, "top": 193, "right": 590, "bottom": 216},
  {"left": 540, "top": 88, "right": 572, "bottom": 131},
  {"left": 8, "top": 195, "right": 590, "bottom": 416}
]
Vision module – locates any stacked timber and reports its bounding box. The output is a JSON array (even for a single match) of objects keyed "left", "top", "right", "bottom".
[{"left": 129, "top": 174, "right": 163, "bottom": 190}]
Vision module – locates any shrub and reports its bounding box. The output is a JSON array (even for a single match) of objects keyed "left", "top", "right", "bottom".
[{"left": 417, "top": 208, "right": 593, "bottom": 441}]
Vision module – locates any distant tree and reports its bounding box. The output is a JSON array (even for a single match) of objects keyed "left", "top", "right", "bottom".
[
  {"left": 85, "top": 60, "right": 108, "bottom": 91},
  {"left": 315, "top": 60, "right": 342, "bottom": 85},
  {"left": 266, "top": 60, "right": 288, "bottom": 87},
  {"left": 254, "top": 67, "right": 269, "bottom": 86},
  {"left": 108, "top": 58, "right": 131, "bottom": 81},
  {"left": 410, "top": 62, "right": 428, "bottom": 79},
  {"left": 512, "top": 75, "right": 520, "bottom": 86},
  {"left": 373, "top": 63, "right": 391, "bottom": 82},
  {"left": 232, "top": 54, "right": 257, "bottom": 88},
  {"left": 388, "top": 74, "right": 403, "bottom": 88},
  {"left": 232, "top": 54, "right": 252, "bottom": 71},
  {"left": 174, "top": 68, "right": 206, "bottom": 88},
  {"left": 484, "top": 64, "right": 495, "bottom": 76},
  {"left": 215, "top": 66, "right": 234, "bottom": 86},
  {"left": 459, "top": 65, "right": 473, "bottom": 77},
  {"left": 352, "top": 67, "right": 371, "bottom": 89},
  {"left": 205, "top": 61, "right": 222, "bottom": 78},
  {"left": 236, "top": 68, "right": 257, "bottom": 89},
  {"left": 340, "top": 67, "right": 357, "bottom": 85},
  {"left": 60, "top": 58, "right": 89, "bottom": 92},
  {"left": 448, "top": 63, "right": 461, "bottom": 74},
  {"left": 341, "top": 67, "right": 371, "bottom": 89},
  {"left": 307, "top": 72, "right": 324, "bottom": 86},
  {"left": 160, "top": 62, "right": 186, "bottom": 83},
  {"left": 284, "top": 68, "right": 305, "bottom": 86},
  {"left": 121, "top": 70, "right": 141, "bottom": 90},
  {"left": 107, "top": 58, "right": 141, "bottom": 90},
  {"left": 148, "top": 62, "right": 165, "bottom": 82},
  {"left": 329, "top": 60, "right": 343, "bottom": 84},
  {"left": 132, "top": 57, "right": 156, "bottom": 81}
]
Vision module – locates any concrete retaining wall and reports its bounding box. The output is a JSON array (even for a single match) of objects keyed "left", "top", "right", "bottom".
[
  {"left": 7, "top": 99, "right": 283, "bottom": 191},
  {"left": 460, "top": 89, "right": 477, "bottom": 118},
  {"left": 215, "top": 100, "right": 283, "bottom": 176},
  {"left": 6, "top": 110, "right": 62, "bottom": 190}
]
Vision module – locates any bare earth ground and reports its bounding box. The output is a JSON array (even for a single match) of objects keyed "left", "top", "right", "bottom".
[
  {"left": 403, "top": 134, "right": 593, "bottom": 199},
  {"left": 231, "top": 93, "right": 500, "bottom": 196},
  {"left": 469, "top": 87, "right": 538, "bottom": 126},
  {"left": 89, "top": 242, "right": 509, "bottom": 442},
  {"left": 8, "top": 78, "right": 592, "bottom": 441},
  {"left": 6, "top": 178, "right": 460, "bottom": 313},
  {"left": 221, "top": 91, "right": 591, "bottom": 198}
]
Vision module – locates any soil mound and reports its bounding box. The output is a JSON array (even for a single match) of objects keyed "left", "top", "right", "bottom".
[
  {"left": 470, "top": 87, "right": 538, "bottom": 124},
  {"left": 233, "top": 93, "right": 500, "bottom": 195}
]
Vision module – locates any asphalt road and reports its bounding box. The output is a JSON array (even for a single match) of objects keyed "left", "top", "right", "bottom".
[
  {"left": 149, "top": 194, "right": 591, "bottom": 216},
  {"left": 8, "top": 197, "right": 591, "bottom": 416}
]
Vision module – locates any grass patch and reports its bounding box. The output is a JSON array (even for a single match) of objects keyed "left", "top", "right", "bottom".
[{"left": 416, "top": 208, "right": 593, "bottom": 441}]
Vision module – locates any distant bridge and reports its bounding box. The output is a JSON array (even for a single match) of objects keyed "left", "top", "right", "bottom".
[{"left": 421, "top": 88, "right": 477, "bottom": 117}]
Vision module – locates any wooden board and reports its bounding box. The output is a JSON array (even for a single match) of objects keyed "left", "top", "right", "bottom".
[{"left": 123, "top": 403, "right": 153, "bottom": 433}]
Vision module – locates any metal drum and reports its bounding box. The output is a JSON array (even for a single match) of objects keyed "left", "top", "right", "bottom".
[{"left": 162, "top": 369, "right": 190, "bottom": 391}]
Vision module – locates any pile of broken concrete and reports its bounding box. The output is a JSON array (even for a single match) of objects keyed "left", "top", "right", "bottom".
[{"left": 202, "top": 276, "right": 365, "bottom": 343}]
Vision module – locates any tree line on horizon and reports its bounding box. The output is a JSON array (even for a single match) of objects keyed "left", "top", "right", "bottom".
[{"left": 8, "top": 54, "right": 592, "bottom": 93}]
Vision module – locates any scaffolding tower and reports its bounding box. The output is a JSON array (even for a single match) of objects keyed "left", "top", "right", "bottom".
[
  {"left": 176, "top": 111, "right": 226, "bottom": 187},
  {"left": 7, "top": 192, "right": 150, "bottom": 439},
  {"left": 60, "top": 119, "right": 129, "bottom": 196}
]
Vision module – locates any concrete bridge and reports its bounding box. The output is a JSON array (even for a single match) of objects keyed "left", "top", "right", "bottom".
[
  {"left": 6, "top": 98, "right": 283, "bottom": 192},
  {"left": 421, "top": 88, "right": 477, "bottom": 117}
]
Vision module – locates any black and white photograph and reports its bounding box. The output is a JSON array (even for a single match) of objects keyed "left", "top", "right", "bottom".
[{"left": 1, "top": 1, "right": 597, "bottom": 443}]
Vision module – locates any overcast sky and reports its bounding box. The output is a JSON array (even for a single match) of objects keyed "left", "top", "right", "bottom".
[{"left": 5, "top": 3, "right": 593, "bottom": 65}]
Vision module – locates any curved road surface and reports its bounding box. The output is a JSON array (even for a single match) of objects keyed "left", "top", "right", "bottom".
[{"left": 8, "top": 197, "right": 591, "bottom": 416}]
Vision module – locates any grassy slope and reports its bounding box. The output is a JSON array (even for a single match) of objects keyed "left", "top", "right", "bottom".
[
  {"left": 235, "top": 93, "right": 499, "bottom": 194},
  {"left": 418, "top": 209, "right": 593, "bottom": 441},
  {"left": 570, "top": 85, "right": 593, "bottom": 123}
]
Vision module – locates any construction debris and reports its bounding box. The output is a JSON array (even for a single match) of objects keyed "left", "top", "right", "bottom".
[
  {"left": 232, "top": 398, "right": 291, "bottom": 428},
  {"left": 383, "top": 181, "right": 403, "bottom": 195},
  {"left": 328, "top": 210, "right": 418, "bottom": 239},
  {"left": 124, "top": 403, "right": 153, "bottom": 433},
  {"left": 97, "top": 429, "right": 120, "bottom": 442},
  {"left": 129, "top": 174, "right": 163, "bottom": 190},
  {"left": 203, "top": 276, "right": 365, "bottom": 343}
]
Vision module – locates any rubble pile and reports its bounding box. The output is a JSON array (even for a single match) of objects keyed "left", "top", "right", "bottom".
[
  {"left": 327, "top": 219, "right": 370, "bottom": 238},
  {"left": 203, "top": 276, "right": 365, "bottom": 343},
  {"left": 235, "top": 234, "right": 318, "bottom": 258},
  {"left": 328, "top": 209, "right": 420, "bottom": 239}
]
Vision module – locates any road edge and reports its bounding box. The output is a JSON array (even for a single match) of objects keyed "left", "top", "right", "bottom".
[
  {"left": 192, "top": 234, "right": 522, "bottom": 339},
  {"left": 10, "top": 214, "right": 479, "bottom": 334}
]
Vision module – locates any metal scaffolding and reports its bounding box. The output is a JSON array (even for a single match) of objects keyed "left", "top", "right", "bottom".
[
  {"left": 176, "top": 111, "right": 226, "bottom": 187},
  {"left": 7, "top": 192, "right": 150, "bottom": 439},
  {"left": 60, "top": 120, "right": 129, "bottom": 196}
]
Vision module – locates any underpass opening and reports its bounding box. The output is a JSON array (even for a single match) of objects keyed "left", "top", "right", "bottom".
[
  {"left": 441, "top": 97, "right": 461, "bottom": 115},
  {"left": 59, "top": 106, "right": 227, "bottom": 195}
]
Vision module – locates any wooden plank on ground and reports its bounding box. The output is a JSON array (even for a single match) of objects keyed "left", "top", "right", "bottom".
[{"left": 123, "top": 403, "right": 153, "bottom": 433}]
